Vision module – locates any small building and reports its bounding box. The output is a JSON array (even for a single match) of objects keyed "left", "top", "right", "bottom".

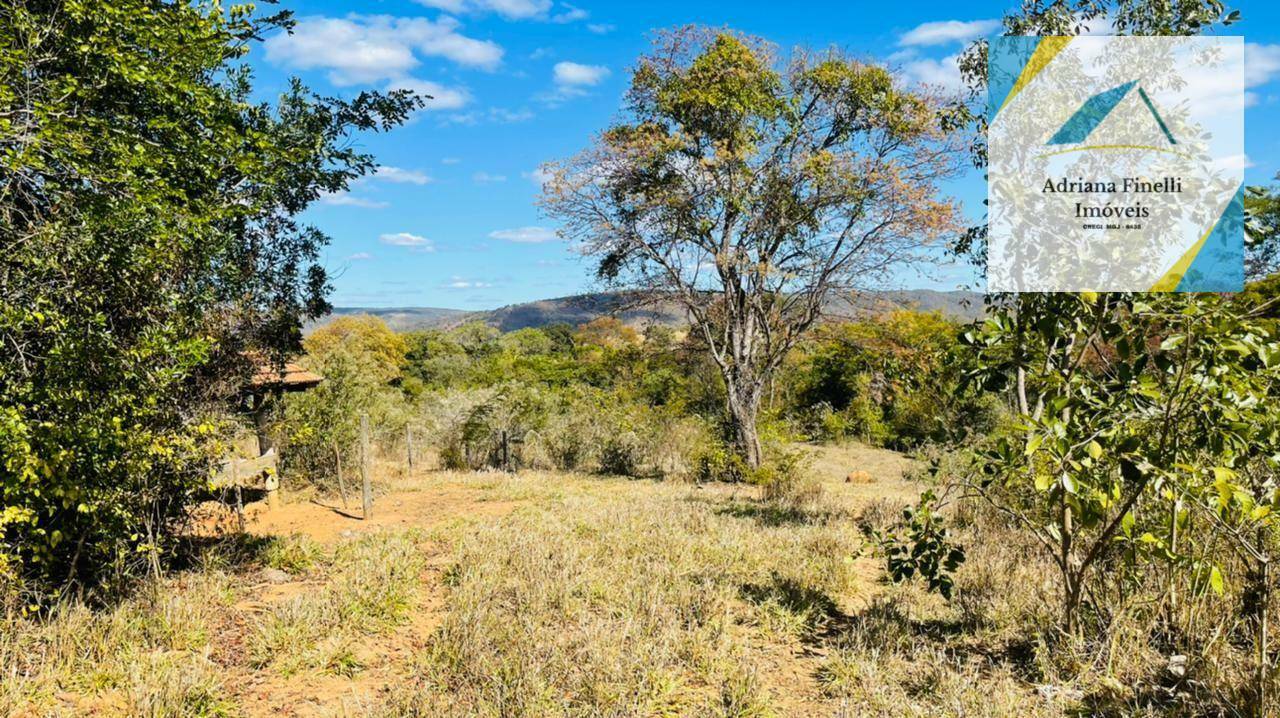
[
  {"left": 244, "top": 358, "right": 323, "bottom": 453},
  {"left": 214, "top": 357, "right": 324, "bottom": 510}
]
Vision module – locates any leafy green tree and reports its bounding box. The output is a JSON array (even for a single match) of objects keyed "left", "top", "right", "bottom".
[
  {"left": 279, "top": 344, "right": 390, "bottom": 488},
  {"left": 306, "top": 315, "right": 409, "bottom": 384},
  {"left": 543, "top": 27, "right": 965, "bottom": 470},
  {"left": 1246, "top": 180, "right": 1280, "bottom": 281},
  {"left": 0, "top": 0, "right": 418, "bottom": 596},
  {"left": 966, "top": 294, "right": 1279, "bottom": 636}
]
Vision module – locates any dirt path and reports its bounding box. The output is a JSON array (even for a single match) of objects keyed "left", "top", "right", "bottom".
[{"left": 244, "top": 483, "right": 522, "bottom": 544}]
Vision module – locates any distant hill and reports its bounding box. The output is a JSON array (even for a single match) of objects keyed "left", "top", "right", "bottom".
[
  {"left": 306, "top": 306, "right": 468, "bottom": 333},
  {"left": 467, "top": 293, "right": 688, "bottom": 332},
  {"left": 311, "top": 289, "right": 984, "bottom": 334}
]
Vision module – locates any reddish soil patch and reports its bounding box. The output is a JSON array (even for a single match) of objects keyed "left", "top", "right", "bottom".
[
  {"left": 192, "top": 481, "right": 521, "bottom": 545},
  {"left": 247, "top": 486, "right": 518, "bottom": 544}
]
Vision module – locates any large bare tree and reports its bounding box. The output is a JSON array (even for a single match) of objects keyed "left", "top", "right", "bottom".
[{"left": 542, "top": 28, "right": 965, "bottom": 469}]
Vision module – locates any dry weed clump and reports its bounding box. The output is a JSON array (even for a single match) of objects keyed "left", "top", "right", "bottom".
[{"left": 249, "top": 531, "right": 426, "bottom": 675}]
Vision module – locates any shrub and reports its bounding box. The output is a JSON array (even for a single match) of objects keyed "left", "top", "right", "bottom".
[
  {"left": 597, "top": 432, "right": 645, "bottom": 476},
  {"left": 755, "top": 449, "right": 823, "bottom": 510},
  {"left": 877, "top": 490, "right": 965, "bottom": 599}
]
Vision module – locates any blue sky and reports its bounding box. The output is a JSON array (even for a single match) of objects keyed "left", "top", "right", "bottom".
[{"left": 248, "top": 0, "right": 1280, "bottom": 309}]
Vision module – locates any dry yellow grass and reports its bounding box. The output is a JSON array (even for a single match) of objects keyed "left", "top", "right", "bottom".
[{"left": 0, "top": 443, "right": 1091, "bottom": 717}]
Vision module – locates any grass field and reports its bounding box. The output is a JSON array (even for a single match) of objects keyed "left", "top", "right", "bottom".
[{"left": 1, "top": 444, "right": 1086, "bottom": 717}]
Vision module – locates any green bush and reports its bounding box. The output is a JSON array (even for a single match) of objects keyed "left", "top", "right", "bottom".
[{"left": 0, "top": 1, "right": 416, "bottom": 597}]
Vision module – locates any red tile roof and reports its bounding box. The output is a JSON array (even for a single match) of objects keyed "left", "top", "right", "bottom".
[{"left": 248, "top": 360, "right": 323, "bottom": 391}]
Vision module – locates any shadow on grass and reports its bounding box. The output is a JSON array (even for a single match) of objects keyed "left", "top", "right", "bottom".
[
  {"left": 741, "top": 573, "right": 842, "bottom": 618},
  {"left": 713, "top": 499, "right": 836, "bottom": 527},
  {"left": 170, "top": 531, "right": 281, "bottom": 573},
  {"left": 739, "top": 571, "right": 847, "bottom": 646},
  {"left": 821, "top": 597, "right": 1044, "bottom": 684}
]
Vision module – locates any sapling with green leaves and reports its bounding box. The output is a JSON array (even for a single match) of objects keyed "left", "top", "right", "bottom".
[
  {"left": 965, "top": 293, "right": 1279, "bottom": 635},
  {"left": 879, "top": 490, "right": 966, "bottom": 599}
]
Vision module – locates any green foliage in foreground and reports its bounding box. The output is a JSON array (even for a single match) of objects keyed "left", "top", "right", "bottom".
[
  {"left": 879, "top": 490, "right": 965, "bottom": 599},
  {"left": 965, "top": 291, "right": 1280, "bottom": 704},
  {"left": 0, "top": 0, "right": 417, "bottom": 599}
]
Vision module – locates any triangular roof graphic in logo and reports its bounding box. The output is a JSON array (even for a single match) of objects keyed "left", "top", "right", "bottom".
[{"left": 1047, "top": 81, "right": 1177, "bottom": 146}]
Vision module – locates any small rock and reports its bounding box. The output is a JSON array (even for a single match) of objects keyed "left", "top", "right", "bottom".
[
  {"left": 846, "top": 470, "right": 872, "bottom": 483},
  {"left": 340, "top": 529, "right": 356, "bottom": 539},
  {"left": 1037, "top": 684, "right": 1084, "bottom": 702},
  {"left": 260, "top": 567, "right": 292, "bottom": 584},
  {"left": 1167, "top": 654, "right": 1187, "bottom": 678}
]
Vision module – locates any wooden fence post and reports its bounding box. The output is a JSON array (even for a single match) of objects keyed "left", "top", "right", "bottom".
[
  {"left": 406, "top": 425, "right": 414, "bottom": 476},
  {"left": 333, "top": 440, "right": 348, "bottom": 508},
  {"left": 360, "top": 414, "right": 372, "bottom": 520},
  {"left": 264, "top": 468, "right": 280, "bottom": 511},
  {"left": 231, "top": 459, "right": 245, "bottom": 532}
]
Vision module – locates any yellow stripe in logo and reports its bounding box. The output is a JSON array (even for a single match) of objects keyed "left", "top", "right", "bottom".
[
  {"left": 1150, "top": 224, "right": 1216, "bottom": 292},
  {"left": 996, "top": 36, "right": 1073, "bottom": 118}
]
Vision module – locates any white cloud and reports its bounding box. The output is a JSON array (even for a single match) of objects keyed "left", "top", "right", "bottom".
[
  {"left": 379, "top": 232, "right": 436, "bottom": 251},
  {"left": 473, "top": 171, "right": 508, "bottom": 183},
  {"left": 489, "top": 226, "right": 558, "bottom": 243},
  {"left": 444, "top": 276, "right": 494, "bottom": 288},
  {"left": 414, "top": 0, "right": 590, "bottom": 23},
  {"left": 899, "top": 53, "right": 965, "bottom": 95},
  {"left": 586, "top": 23, "right": 615, "bottom": 35},
  {"left": 491, "top": 107, "right": 534, "bottom": 122},
  {"left": 264, "top": 15, "right": 503, "bottom": 85},
  {"left": 1078, "top": 14, "right": 1116, "bottom": 35},
  {"left": 1212, "top": 153, "right": 1254, "bottom": 174},
  {"left": 554, "top": 61, "right": 609, "bottom": 87},
  {"left": 346, "top": 252, "right": 374, "bottom": 260},
  {"left": 386, "top": 78, "right": 472, "bottom": 111},
  {"left": 319, "top": 191, "right": 389, "bottom": 209},
  {"left": 1246, "top": 43, "right": 1280, "bottom": 88},
  {"left": 551, "top": 4, "right": 589, "bottom": 23},
  {"left": 445, "top": 106, "right": 535, "bottom": 125},
  {"left": 441, "top": 157, "right": 462, "bottom": 164},
  {"left": 374, "top": 165, "right": 433, "bottom": 184},
  {"left": 543, "top": 62, "right": 610, "bottom": 103},
  {"left": 524, "top": 166, "right": 554, "bottom": 187},
  {"left": 899, "top": 19, "right": 1000, "bottom": 47}
]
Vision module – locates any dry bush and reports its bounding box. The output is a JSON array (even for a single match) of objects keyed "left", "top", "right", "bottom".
[{"left": 426, "top": 385, "right": 720, "bottom": 480}]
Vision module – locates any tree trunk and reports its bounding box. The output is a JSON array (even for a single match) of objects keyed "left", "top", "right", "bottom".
[
  {"left": 1062, "top": 567, "right": 1083, "bottom": 638},
  {"left": 726, "top": 382, "right": 763, "bottom": 471},
  {"left": 1259, "top": 560, "right": 1270, "bottom": 717}
]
